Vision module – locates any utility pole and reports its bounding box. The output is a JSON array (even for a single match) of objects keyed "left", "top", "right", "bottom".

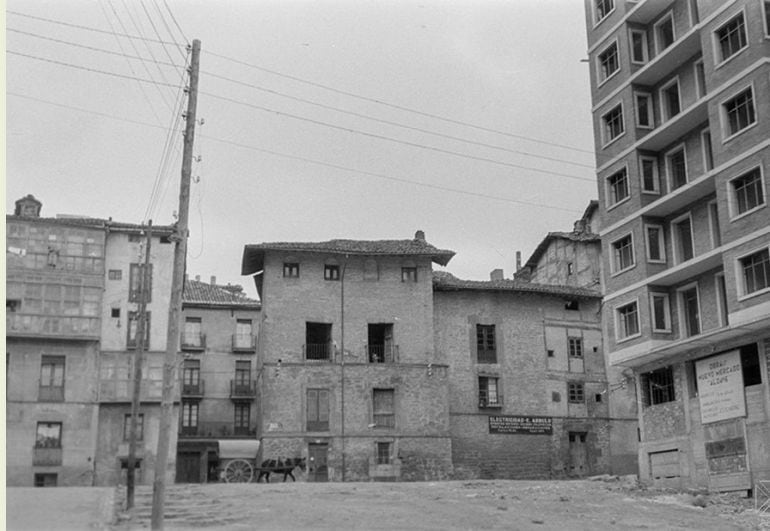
[
  {"left": 127, "top": 221, "right": 152, "bottom": 509},
  {"left": 151, "top": 39, "right": 200, "bottom": 531}
]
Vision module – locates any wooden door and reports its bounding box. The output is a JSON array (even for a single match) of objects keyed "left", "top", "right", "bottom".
[
  {"left": 307, "top": 443, "right": 328, "bottom": 482},
  {"left": 568, "top": 432, "right": 588, "bottom": 476},
  {"left": 176, "top": 452, "right": 201, "bottom": 483}
]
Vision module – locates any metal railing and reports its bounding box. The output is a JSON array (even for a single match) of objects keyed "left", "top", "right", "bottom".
[
  {"left": 38, "top": 385, "right": 65, "bottom": 402},
  {"left": 180, "top": 332, "right": 206, "bottom": 351},
  {"left": 372, "top": 414, "right": 395, "bottom": 428},
  {"left": 230, "top": 379, "right": 257, "bottom": 398},
  {"left": 304, "top": 343, "right": 332, "bottom": 361},
  {"left": 179, "top": 421, "right": 256, "bottom": 438},
  {"left": 232, "top": 333, "right": 256, "bottom": 352},
  {"left": 33, "top": 446, "right": 63, "bottom": 466},
  {"left": 181, "top": 380, "right": 205, "bottom": 397},
  {"left": 478, "top": 390, "right": 503, "bottom": 408},
  {"left": 368, "top": 344, "right": 399, "bottom": 363}
]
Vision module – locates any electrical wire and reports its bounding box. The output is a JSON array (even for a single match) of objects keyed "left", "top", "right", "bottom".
[
  {"left": 159, "top": 0, "right": 189, "bottom": 46},
  {"left": 148, "top": 0, "right": 188, "bottom": 60}
]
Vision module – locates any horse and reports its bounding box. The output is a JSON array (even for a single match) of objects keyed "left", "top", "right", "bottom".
[{"left": 256, "top": 457, "right": 306, "bottom": 483}]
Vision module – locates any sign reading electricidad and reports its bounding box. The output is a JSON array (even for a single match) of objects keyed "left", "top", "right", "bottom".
[
  {"left": 695, "top": 349, "right": 746, "bottom": 424},
  {"left": 488, "top": 415, "right": 553, "bottom": 434}
]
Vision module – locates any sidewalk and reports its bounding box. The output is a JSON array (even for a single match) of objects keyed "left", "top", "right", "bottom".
[{"left": 7, "top": 487, "right": 115, "bottom": 531}]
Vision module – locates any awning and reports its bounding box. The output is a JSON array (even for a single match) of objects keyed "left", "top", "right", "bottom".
[{"left": 218, "top": 439, "right": 260, "bottom": 459}]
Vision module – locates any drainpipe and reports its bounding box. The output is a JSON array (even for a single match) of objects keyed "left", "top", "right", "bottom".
[{"left": 340, "top": 255, "right": 348, "bottom": 481}]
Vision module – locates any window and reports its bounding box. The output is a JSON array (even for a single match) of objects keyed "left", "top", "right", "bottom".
[
  {"left": 401, "top": 267, "right": 417, "bottom": 282},
  {"left": 123, "top": 414, "right": 144, "bottom": 441},
  {"left": 716, "top": 273, "right": 729, "bottom": 327},
  {"left": 568, "top": 382, "right": 585, "bottom": 403},
  {"left": 565, "top": 300, "right": 579, "bottom": 311},
  {"left": 741, "top": 343, "right": 762, "bottom": 386},
  {"left": 181, "top": 402, "right": 199, "bottom": 433},
  {"left": 234, "top": 404, "right": 250, "bottom": 435},
  {"left": 715, "top": 13, "right": 747, "bottom": 63},
  {"left": 679, "top": 284, "right": 701, "bottom": 337},
  {"left": 368, "top": 323, "right": 395, "bottom": 363},
  {"left": 47, "top": 248, "right": 59, "bottom": 268},
  {"left": 182, "top": 360, "right": 201, "bottom": 394},
  {"left": 108, "top": 269, "right": 122, "bottom": 280},
  {"left": 672, "top": 215, "right": 694, "bottom": 263},
  {"left": 660, "top": 79, "right": 681, "bottom": 121},
  {"left": 708, "top": 201, "right": 721, "bottom": 248},
  {"left": 182, "top": 317, "right": 204, "bottom": 349},
  {"left": 478, "top": 376, "right": 501, "bottom": 407},
  {"left": 645, "top": 225, "right": 665, "bottom": 263},
  {"left": 607, "top": 168, "right": 630, "bottom": 206},
  {"left": 324, "top": 264, "right": 340, "bottom": 281},
  {"left": 640, "top": 156, "right": 659, "bottom": 193},
  {"left": 34, "top": 473, "right": 57, "bottom": 487},
  {"left": 641, "top": 366, "right": 675, "bottom": 405},
  {"left": 234, "top": 319, "right": 254, "bottom": 350},
  {"left": 376, "top": 442, "right": 392, "bottom": 465},
  {"left": 127, "top": 311, "right": 150, "bottom": 349},
  {"left": 283, "top": 262, "right": 299, "bottom": 278},
  {"left": 372, "top": 388, "right": 395, "bottom": 428},
  {"left": 598, "top": 41, "right": 619, "bottom": 82},
  {"left": 722, "top": 87, "right": 756, "bottom": 138},
  {"left": 305, "top": 322, "right": 332, "bottom": 360},
  {"left": 234, "top": 360, "right": 251, "bottom": 390},
  {"left": 666, "top": 147, "right": 687, "bottom": 190},
  {"left": 650, "top": 293, "right": 671, "bottom": 332},
  {"left": 729, "top": 168, "right": 765, "bottom": 217},
  {"left": 602, "top": 104, "right": 624, "bottom": 145},
  {"left": 616, "top": 301, "right": 640, "bottom": 340},
  {"left": 701, "top": 129, "right": 714, "bottom": 171},
  {"left": 739, "top": 248, "right": 770, "bottom": 296},
  {"left": 630, "top": 29, "right": 648, "bottom": 64},
  {"left": 111, "top": 308, "right": 121, "bottom": 318},
  {"left": 128, "top": 263, "right": 153, "bottom": 302},
  {"left": 307, "top": 388, "right": 330, "bottom": 431},
  {"left": 654, "top": 12, "right": 675, "bottom": 53},
  {"left": 35, "top": 422, "right": 62, "bottom": 448},
  {"left": 594, "top": 0, "right": 614, "bottom": 23},
  {"left": 476, "top": 324, "right": 497, "bottom": 363},
  {"left": 39, "top": 356, "right": 65, "bottom": 402},
  {"left": 765, "top": 1, "right": 770, "bottom": 37},
  {"left": 611, "top": 233, "right": 635, "bottom": 273},
  {"left": 567, "top": 262, "right": 574, "bottom": 276},
  {"left": 568, "top": 337, "right": 583, "bottom": 358},
  {"left": 694, "top": 60, "right": 707, "bottom": 99},
  {"left": 635, "top": 93, "right": 653, "bottom": 128}
]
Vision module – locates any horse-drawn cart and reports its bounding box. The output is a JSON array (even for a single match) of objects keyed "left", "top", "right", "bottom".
[{"left": 218, "top": 440, "right": 260, "bottom": 483}]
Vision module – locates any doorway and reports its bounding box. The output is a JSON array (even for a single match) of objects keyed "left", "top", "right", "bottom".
[
  {"left": 568, "top": 431, "right": 588, "bottom": 476},
  {"left": 307, "top": 443, "right": 329, "bottom": 482}
]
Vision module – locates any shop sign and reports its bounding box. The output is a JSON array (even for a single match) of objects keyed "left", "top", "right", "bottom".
[{"left": 695, "top": 350, "right": 745, "bottom": 424}]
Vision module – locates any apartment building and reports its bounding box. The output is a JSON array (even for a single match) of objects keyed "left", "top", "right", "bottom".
[
  {"left": 175, "top": 277, "right": 261, "bottom": 483},
  {"left": 241, "top": 232, "right": 455, "bottom": 481},
  {"left": 584, "top": 0, "right": 770, "bottom": 490}
]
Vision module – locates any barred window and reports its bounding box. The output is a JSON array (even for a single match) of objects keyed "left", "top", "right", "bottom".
[{"left": 568, "top": 382, "right": 585, "bottom": 403}]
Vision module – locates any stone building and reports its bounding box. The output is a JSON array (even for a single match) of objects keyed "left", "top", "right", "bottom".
[
  {"left": 584, "top": 0, "right": 770, "bottom": 489},
  {"left": 175, "top": 277, "right": 261, "bottom": 483},
  {"left": 241, "top": 232, "right": 455, "bottom": 481}
]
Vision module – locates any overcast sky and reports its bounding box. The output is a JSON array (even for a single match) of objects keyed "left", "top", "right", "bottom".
[{"left": 7, "top": 0, "right": 596, "bottom": 298}]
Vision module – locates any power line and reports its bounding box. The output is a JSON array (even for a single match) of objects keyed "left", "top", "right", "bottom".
[
  {"left": 159, "top": 0, "right": 189, "bottom": 45},
  {"left": 149, "top": 0, "right": 189, "bottom": 60},
  {"left": 7, "top": 92, "right": 585, "bottom": 214},
  {"left": 204, "top": 70, "right": 595, "bottom": 170},
  {"left": 200, "top": 91, "right": 595, "bottom": 183},
  {"left": 205, "top": 49, "right": 595, "bottom": 156}
]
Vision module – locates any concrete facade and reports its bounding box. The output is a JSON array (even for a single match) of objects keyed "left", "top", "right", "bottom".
[{"left": 584, "top": 0, "right": 770, "bottom": 490}]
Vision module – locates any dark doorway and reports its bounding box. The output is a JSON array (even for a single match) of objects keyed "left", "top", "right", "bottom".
[
  {"left": 176, "top": 452, "right": 201, "bottom": 483},
  {"left": 368, "top": 323, "right": 394, "bottom": 363},
  {"left": 307, "top": 443, "right": 329, "bottom": 482},
  {"left": 568, "top": 432, "right": 588, "bottom": 476},
  {"left": 306, "top": 323, "right": 332, "bottom": 360}
]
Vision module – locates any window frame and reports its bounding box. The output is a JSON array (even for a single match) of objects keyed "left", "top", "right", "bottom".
[
  {"left": 108, "top": 269, "right": 122, "bottom": 281},
  {"left": 568, "top": 381, "right": 585, "bottom": 404},
  {"left": 375, "top": 441, "right": 392, "bottom": 465},
  {"left": 720, "top": 84, "right": 757, "bottom": 142},
  {"left": 478, "top": 375, "right": 502, "bottom": 408},
  {"left": 323, "top": 264, "right": 340, "bottom": 281},
  {"left": 606, "top": 166, "right": 631, "bottom": 209},
  {"left": 306, "top": 388, "right": 330, "bottom": 432},
  {"left": 659, "top": 77, "right": 681, "bottom": 122},
  {"left": 609, "top": 232, "right": 635, "bottom": 275},
  {"left": 677, "top": 282, "right": 702, "bottom": 338},
  {"left": 665, "top": 144, "right": 688, "bottom": 191},
  {"left": 181, "top": 401, "right": 199, "bottom": 429},
  {"left": 123, "top": 413, "right": 144, "bottom": 442},
  {"left": 593, "top": 0, "right": 615, "bottom": 26},
  {"left": 401, "top": 267, "right": 418, "bottom": 283},
  {"left": 649, "top": 292, "right": 672, "bottom": 333},
  {"left": 127, "top": 310, "right": 151, "bottom": 349},
  {"left": 641, "top": 366, "right": 676, "bottom": 406},
  {"left": 372, "top": 388, "right": 396, "bottom": 428},
  {"left": 629, "top": 28, "right": 648, "bottom": 64},
  {"left": 694, "top": 59, "right": 707, "bottom": 99},
  {"left": 597, "top": 39, "right": 620, "bottom": 85},
  {"left": 35, "top": 421, "right": 62, "bottom": 449},
  {"left": 764, "top": 0, "right": 770, "bottom": 38},
  {"left": 476, "top": 324, "right": 497, "bottom": 364},
  {"left": 715, "top": 273, "right": 729, "bottom": 327},
  {"left": 701, "top": 128, "right": 714, "bottom": 172},
  {"left": 671, "top": 212, "right": 695, "bottom": 264},
  {"left": 653, "top": 11, "right": 676, "bottom": 55},
  {"left": 568, "top": 337, "right": 584, "bottom": 359},
  {"left": 645, "top": 224, "right": 666, "bottom": 263},
  {"left": 601, "top": 103, "right": 625, "bottom": 147},
  {"left": 727, "top": 166, "right": 766, "bottom": 221},
  {"left": 640, "top": 155, "right": 660, "bottom": 194},
  {"left": 283, "top": 262, "right": 300, "bottom": 278},
  {"left": 615, "top": 299, "right": 641, "bottom": 342},
  {"left": 39, "top": 355, "right": 65, "bottom": 402},
  {"left": 634, "top": 92, "right": 654, "bottom": 129},
  {"left": 128, "top": 263, "right": 153, "bottom": 303},
  {"left": 234, "top": 403, "right": 251, "bottom": 434},
  {"left": 735, "top": 245, "right": 770, "bottom": 300},
  {"left": 713, "top": 10, "right": 748, "bottom": 66}
]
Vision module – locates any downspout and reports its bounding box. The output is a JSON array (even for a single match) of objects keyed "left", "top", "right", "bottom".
[{"left": 340, "top": 255, "right": 348, "bottom": 481}]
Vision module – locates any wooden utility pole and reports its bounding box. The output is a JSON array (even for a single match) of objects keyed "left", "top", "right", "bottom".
[
  {"left": 151, "top": 39, "right": 200, "bottom": 530},
  {"left": 127, "top": 221, "right": 152, "bottom": 509}
]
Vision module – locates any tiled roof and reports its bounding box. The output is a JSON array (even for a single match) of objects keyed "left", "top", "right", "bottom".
[
  {"left": 6, "top": 215, "right": 176, "bottom": 234},
  {"left": 432, "top": 271, "right": 601, "bottom": 298},
  {"left": 522, "top": 231, "right": 600, "bottom": 271},
  {"left": 183, "top": 279, "right": 261, "bottom": 308},
  {"left": 242, "top": 236, "right": 455, "bottom": 274}
]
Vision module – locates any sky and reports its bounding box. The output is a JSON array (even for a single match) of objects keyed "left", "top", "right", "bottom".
[{"left": 6, "top": 0, "right": 597, "bottom": 299}]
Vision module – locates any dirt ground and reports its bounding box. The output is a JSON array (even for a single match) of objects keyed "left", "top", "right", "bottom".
[{"left": 109, "top": 477, "right": 769, "bottom": 530}]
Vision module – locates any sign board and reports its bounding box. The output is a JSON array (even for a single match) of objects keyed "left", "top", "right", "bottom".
[
  {"left": 695, "top": 350, "right": 745, "bottom": 424},
  {"left": 488, "top": 415, "right": 552, "bottom": 435}
]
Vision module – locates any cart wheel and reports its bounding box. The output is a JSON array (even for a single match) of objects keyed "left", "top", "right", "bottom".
[{"left": 224, "top": 459, "right": 254, "bottom": 483}]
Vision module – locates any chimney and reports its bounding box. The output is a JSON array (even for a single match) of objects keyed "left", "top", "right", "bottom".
[
  {"left": 515, "top": 251, "right": 522, "bottom": 272},
  {"left": 14, "top": 194, "right": 42, "bottom": 217},
  {"left": 490, "top": 269, "right": 504, "bottom": 281},
  {"left": 414, "top": 230, "right": 425, "bottom": 241},
  {"left": 195, "top": 275, "right": 201, "bottom": 282},
  {"left": 574, "top": 219, "right": 586, "bottom": 234},
  {"left": 210, "top": 276, "right": 216, "bottom": 285}
]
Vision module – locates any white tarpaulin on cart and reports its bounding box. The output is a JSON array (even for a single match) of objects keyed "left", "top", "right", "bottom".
[{"left": 218, "top": 439, "right": 260, "bottom": 459}]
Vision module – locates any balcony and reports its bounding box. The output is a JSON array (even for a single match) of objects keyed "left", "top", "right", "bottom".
[
  {"left": 304, "top": 343, "right": 332, "bottom": 361},
  {"left": 368, "top": 344, "right": 399, "bottom": 363},
  {"left": 645, "top": 247, "right": 724, "bottom": 287},
  {"left": 181, "top": 332, "right": 206, "bottom": 351},
  {"left": 179, "top": 421, "right": 256, "bottom": 438},
  {"left": 232, "top": 333, "right": 256, "bottom": 353},
  {"left": 230, "top": 379, "right": 256, "bottom": 400},
  {"left": 181, "top": 380, "right": 205, "bottom": 398},
  {"left": 478, "top": 391, "right": 504, "bottom": 409},
  {"left": 6, "top": 313, "right": 100, "bottom": 340},
  {"left": 631, "top": 26, "right": 701, "bottom": 88},
  {"left": 372, "top": 414, "right": 395, "bottom": 428},
  {"left": 33, "top": 446, "right": 62, "bottom": 466},
  {"left": 38, "top": 385, "right": 64, "bottom": 402},
  {"left": 625, "top": 0, "right": 677, "bottom": 25},
  {"left": 636, "top": 97, "right": 709, "bottom": 153}
]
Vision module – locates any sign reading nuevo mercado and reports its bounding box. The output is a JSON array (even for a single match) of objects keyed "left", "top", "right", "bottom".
[
  {"left": 488, "top": 415, "right": 552, "bottom": 434},
  {"left": 695, "top": 350, "right": 746, "bottom": 424}
]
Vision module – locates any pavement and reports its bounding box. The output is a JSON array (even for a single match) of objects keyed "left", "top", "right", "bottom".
[{"left": 7, "top": 487, "right": 115, "bottom": 531}]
